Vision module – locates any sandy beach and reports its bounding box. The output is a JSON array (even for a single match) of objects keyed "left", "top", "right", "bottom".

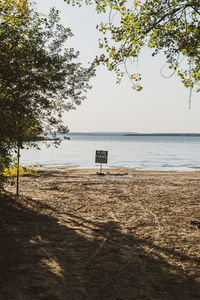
[{"left": 1, "top": 166, "right": 200, "bottom": 299}]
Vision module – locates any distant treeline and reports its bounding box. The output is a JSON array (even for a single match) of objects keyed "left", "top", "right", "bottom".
[
  {"left": 124, "top": 133, "right": 200, "bottom": 137},
  {"left": 25, "top": 136, "right": 70, "bottom": 141},
  {"left": 24, "top": 136, "right": 60, "bottom": 142}
]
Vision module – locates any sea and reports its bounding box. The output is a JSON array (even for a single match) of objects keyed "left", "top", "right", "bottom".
[{"left": 20, "top": 133, "right": 200, "bottom": 172}]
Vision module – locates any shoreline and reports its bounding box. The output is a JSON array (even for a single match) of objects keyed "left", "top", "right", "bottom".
[{"left": 23, "top": 164, "right": 200, "bottom": 174}]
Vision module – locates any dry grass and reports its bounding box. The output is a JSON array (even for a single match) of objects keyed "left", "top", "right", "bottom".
[{"left": 1, "top": 167, "right": 200, "bottom": 299}]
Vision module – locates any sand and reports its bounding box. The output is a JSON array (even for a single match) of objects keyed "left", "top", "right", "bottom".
[{"left": 1, "top": 166, "right": 200, "bottom": 299}]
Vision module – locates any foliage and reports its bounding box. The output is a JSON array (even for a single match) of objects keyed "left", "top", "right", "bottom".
[
  {"left": 65, "top": 0, "right": 200, "bottom": 91},
  {"left": 0, "top": 0, "right": 29, "bottom": 27},
  {"left": 0, "top": 6, "right": 95, "bottom": 142},
  {"left": 0, "top": 143, "right": 12, "bottom": 191},
  {"left": 0, "top": 3, "right": 95, "bottom": 189},
  {"left": 3, "top": 166, "right": 39, "bottom": 177}
]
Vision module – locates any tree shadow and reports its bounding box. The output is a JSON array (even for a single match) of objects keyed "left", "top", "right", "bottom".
[{"left": 0, "top": 194, "right": 199, "bottom": 300}]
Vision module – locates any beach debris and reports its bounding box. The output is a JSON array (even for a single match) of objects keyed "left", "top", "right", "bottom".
[
  {"left": 105, "top": 173, "right": 133, "bottom": 179},
  {"left": 190, "top": 220, "right": 200, "bottom": 229},
  {"left": 50, "top": 185, "right": 59, "bottom": 190},
  {"left": 96, "top": 172, "right": 105, "bottom": 176}
]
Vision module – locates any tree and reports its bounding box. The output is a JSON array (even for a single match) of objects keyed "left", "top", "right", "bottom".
[
  {"left": 0, "top": 0, "right": 29, "bottom": 189},
  {"left": 1, "top": 7, "right": 95, "bottom": 141},
  {"left": 65, "top": 0, "right": 200, "bottom": 92},
  {"left": 0, "top": 4, "right": 95, "bottom": 188}
]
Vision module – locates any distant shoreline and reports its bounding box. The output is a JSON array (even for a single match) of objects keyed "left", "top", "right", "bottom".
[
  {"left": 68, "top": 132, "right": 200, "bottom": 137},
  {"left": 124, "top": 133, "right": 200, "bottom": 137}
]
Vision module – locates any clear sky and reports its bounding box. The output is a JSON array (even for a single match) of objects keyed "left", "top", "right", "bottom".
[{"left": 35, "top": 0, "right": 200, "bottom": 133}]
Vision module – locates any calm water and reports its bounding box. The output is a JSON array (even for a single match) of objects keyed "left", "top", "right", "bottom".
[{"left": 20, "top": 133, "right": 200, "bottom": 171}]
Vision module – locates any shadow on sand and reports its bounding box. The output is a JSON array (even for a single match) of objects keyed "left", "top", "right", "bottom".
[{"left": 0, "top": 194, "right": 199, "bottom": 300}]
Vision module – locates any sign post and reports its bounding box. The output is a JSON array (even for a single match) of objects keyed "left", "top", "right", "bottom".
[{"left": 95, "top": 150, "right": 108, "bottom": 174}]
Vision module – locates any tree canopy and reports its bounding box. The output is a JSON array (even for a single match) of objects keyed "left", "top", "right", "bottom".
[
  {"left": 1, "top": 6, "right": 95, "bottom": 142},
  {"left": 65, "top": 0, "right": 200, "bottom": 92}
]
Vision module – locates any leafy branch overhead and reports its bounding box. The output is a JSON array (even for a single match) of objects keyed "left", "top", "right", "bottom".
[{"left": 65, "top": 0, "right": 200, "bottom": 91}]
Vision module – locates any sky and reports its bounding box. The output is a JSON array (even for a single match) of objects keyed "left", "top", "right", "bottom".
[{"left": 35, "top": 0, "right": 200, "bottom": 133}]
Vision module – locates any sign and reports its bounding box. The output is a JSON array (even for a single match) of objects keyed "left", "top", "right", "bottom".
[{"left": 95, "top": 150, "right": 108, "bottom": 164}]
